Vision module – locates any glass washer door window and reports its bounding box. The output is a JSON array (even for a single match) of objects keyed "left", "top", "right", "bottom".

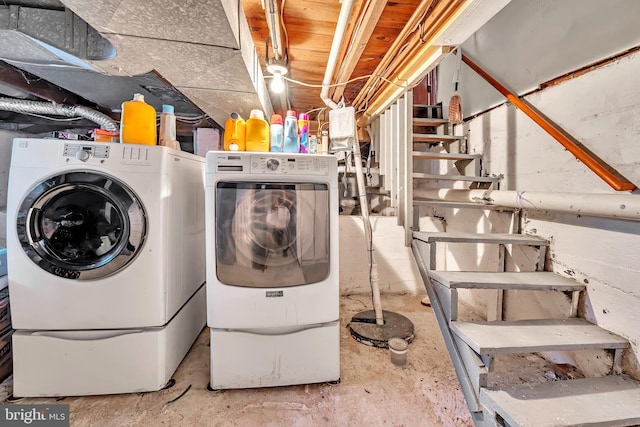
[
  {"left": 216, "top": 181, "right": 330, "bottom": 288},
  {"left": 17, "top": 171, "right": 147, "bottom": 280}
]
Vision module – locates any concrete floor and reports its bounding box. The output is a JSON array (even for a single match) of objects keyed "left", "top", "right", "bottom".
[{"left": 3, "top": 294, "right": 474, "bottom": 426}]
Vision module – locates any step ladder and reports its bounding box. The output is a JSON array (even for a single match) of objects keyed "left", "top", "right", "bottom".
[{"left": 411, "top": 231, "right": 640, "bottom": 426}]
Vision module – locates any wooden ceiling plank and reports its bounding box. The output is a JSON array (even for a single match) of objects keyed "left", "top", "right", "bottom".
[
  {"left": 352, "top": 0, "right": 436, "bottom": 107},
  {"left": 244, "top": 0, "right": 424, "bottom": 113},
  {"left": 353, "top": 0, "right": 463, "bottom": 111},
  {"left": 361, "top": 0, "right": 467, "bottom": 122},
  {"left": 330, "top": 0, "right": 389, "bottom": 103},
  {"left": 366, "top": 0, "right": 459, "bottom": 98}
]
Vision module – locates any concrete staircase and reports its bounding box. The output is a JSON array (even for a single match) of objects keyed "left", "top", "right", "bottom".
[
  {"left": 409, "top": 104, "right": 503, "bottom": 243},
  {"left": 411, "top": 231, "right": 640, "bottom": 426},
  {"left": 408, "top": 105, "right": 640, "bottom": 426}
]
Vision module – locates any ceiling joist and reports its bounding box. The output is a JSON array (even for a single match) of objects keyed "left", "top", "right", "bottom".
[{"left": 329, "top": 0, "right": 389, "bottom": 104}]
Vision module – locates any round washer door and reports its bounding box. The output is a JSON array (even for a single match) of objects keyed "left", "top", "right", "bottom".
[{"left": 16, "top": 171, "right": 147, "bottom": 280}]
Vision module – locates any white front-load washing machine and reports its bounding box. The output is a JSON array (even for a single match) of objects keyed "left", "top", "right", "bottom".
[
  {"left": 206, "top": 152, "right": 340, "bottom": 389},
  {"left": 6, "top": 138, "right": 206, "bottom": 397}
]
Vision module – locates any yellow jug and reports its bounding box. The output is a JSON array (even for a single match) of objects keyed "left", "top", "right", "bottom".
[
  {"left": 120, "top": 93, "right": 157, "bottom": 145},
  {"left": 245, "top": 109, "right": 270, "bottom": 152},
  {"left": 223, "top": 113, "right": 246, "bottom": 151}
]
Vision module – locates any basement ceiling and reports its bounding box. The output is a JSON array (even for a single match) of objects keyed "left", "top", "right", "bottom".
[
  {"left": 242, "top": 0, "right": 421, "bottom": 115},
  {"left": 0, "top": 0, "right": 512, "bottom": 136}
]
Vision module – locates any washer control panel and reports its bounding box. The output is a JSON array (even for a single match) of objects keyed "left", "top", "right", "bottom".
[
  {"left": 64, "top": 143, "right": 110, "bottom": 160},
  {"left": 214, "top": 153, "right": 330, "bottom": 176}
]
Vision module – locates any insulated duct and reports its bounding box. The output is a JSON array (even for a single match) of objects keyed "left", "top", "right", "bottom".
[{"left": 0, "top": 97, "right": 118, "bottom": 131}]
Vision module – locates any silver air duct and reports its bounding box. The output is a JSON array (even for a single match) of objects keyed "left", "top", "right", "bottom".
[{"left": 0, "top": 97, "right": 118, "bottom": 131}]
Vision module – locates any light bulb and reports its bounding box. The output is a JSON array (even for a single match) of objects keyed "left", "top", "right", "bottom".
[{"left": 271, "top": 72, "right": 285, "bottom": 93}]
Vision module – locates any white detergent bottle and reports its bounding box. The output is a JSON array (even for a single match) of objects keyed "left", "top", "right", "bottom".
[
  {"left": 159, "top": 104, "right": 180, "bottom": 150},
  {"left": 283, "top": 110, "right": 299, "bottom": 153}
]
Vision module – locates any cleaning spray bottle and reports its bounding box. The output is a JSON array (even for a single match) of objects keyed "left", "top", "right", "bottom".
[
  {"left": 298, "top": 112, "right": 309, "bottom": 153},
  {"left": 120, "top": 93, "right": 157, "bottom": 145},
  {"left": 283, "top": 110, "right": 299, "bottom": 153}
]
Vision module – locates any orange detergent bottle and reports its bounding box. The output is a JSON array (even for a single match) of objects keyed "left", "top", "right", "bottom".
[
  {"left": 223, "top": 112, "right": 246, "bottom": 151},
  {"left": 245, "top": 109, "right": 270, "bottom": 152},
  {"left": 120, "top": 93, "right": 157, "bottom": 145}
]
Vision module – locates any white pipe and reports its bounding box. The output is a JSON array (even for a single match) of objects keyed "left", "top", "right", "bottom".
[
  {"left": 265, "top": 0, "right": 284, "bottom": 60},
  {"left": 353, "top": 136, "right": 384, "bottom": 326},
  {"left": 416, "top": 189, "right": 640, "bottom": 221},
  {"left": 320, "top": 0, "right": 355, "bottom": 110},
  {"left": 320, "top": 0, "right": 383, "bottom": 325}
]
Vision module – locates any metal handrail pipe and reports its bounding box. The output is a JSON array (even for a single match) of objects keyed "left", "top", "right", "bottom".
[{"left": 416, "top": 189, "right": 640, "bottom": 221}]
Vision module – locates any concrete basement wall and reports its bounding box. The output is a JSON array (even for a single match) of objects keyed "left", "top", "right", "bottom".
[
  {"left": 434, "top": 0, "right": 640, "bottom": 378},
  {"left": 338, "top": 216, "right": 422, "bottom": 296}
]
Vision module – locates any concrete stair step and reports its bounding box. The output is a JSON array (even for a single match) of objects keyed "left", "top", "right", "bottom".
[
  {"left": 412, "top": 152, "right": 480, "bottom": 161},
  {"left": 413, "top": 117, "right": 449, "bottom": 127},
  {"left": 480, "top": 375, "right": 640, "bottom": 427},
  {"left": 428, "top": 271, "right": 585, "bottom": 291},
  {"left": 413, "top": 231, "right": 547, "bottom": 246},
  {"left": 412, "top": 173, "right": 499, "bottom": 183},
  {"left": 451, "top": 318, "right": 629, "bottom": 356},
  {"left": 413, "top": 133, "right": 463, "bottom": 142}
]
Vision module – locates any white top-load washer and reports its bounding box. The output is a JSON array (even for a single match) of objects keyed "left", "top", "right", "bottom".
[
  {"left": 7, "top": 138, "right": 205, "bottom": 330},
  {"left": 206, "top": 152, "right": 340, "bottom": 389}
]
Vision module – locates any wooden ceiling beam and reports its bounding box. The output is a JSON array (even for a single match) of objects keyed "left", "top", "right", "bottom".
[
  {"left": 361, "top": 0, "right": 460, "bottom": 103},
  {"left": 352, "top": 0, "right": 440, "bottom": 108},
  {"left": 330, "top": 0, "right": 389, "bottom": 103},
  {"left": 353, "top": 0, "right": 465, "bottom": 115}
]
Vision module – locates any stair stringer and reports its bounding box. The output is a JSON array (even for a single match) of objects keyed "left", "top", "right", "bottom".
[{"left": 412, "top": 239, "right": 486, "bottom": 414}]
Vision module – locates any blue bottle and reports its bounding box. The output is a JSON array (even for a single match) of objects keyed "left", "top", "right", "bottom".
[
  {"left": 283, "top": 110, "right": 299, "bottom": 153},
  {"left": 270, "top": 114, "right": 284, "bottom": 152}
]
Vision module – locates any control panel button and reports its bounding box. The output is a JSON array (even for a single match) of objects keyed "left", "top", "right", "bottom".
[
  {"left": 266, "top": 158, "right": 280, "bottom": 170},
  {"left": 75, "top": 150, "right": 91, "bottom": 162}
]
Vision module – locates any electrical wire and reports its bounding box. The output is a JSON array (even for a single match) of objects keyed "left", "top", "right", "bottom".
[
  {"left": 176, "top": 115, "right": 207, "bottom": 123},
  {"left": 282, "top": 74, "right": 410, "bottom": 89},
  {"left": 280, "top": 0, "right": 289, "bottom": 53},
  {"left": 20, "top": 112, "right": 86, "bottom": 122}
]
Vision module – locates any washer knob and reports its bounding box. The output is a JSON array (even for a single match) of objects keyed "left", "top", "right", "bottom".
[
  {"left": 266, "top": 158, "right": 280, "bottom": 170},
  {"left": 75, "top": 150, "right": 91, "bottom": 162}
]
